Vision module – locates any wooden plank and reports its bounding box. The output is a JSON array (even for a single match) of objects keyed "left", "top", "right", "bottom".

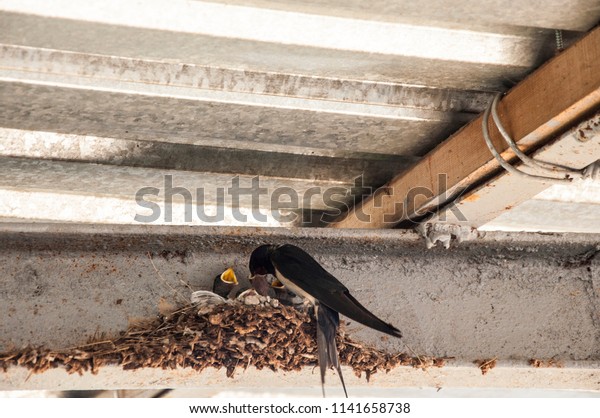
[
  {"left": 427, "top": 113, "right": 600, "bottom": 229},
  {"left": 329, "top": 26, "right": 600, "bottom": 229}
]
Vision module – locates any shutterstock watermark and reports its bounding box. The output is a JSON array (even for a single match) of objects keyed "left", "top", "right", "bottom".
[{"left": 133, "top": 174, "right": 466, "bottom": 225}]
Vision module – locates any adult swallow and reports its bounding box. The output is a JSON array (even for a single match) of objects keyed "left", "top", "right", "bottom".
[{"left": 249, "top": 244, "right": 402, "bottom": 397}]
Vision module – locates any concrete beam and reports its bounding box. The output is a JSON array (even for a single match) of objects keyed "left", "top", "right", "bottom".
[
  {"left": 1, "top": 224, "right": 598, "bottom": 392},
  {"left": 2, "top": 362, "right": 599, "bottom": 393}
]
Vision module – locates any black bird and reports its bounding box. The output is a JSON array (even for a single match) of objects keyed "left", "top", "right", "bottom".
[
  {"left": 191, "top": 267, "right": 240, "bottom": 314},
  {"left": 249, "top": 274, "right": 276, "bottom": 298},
  {"left": 212, "top": 267, "right": 239, "bottom": 299},
  {"left": 249, "top": 244, "right": 402, "bottom": 397}
]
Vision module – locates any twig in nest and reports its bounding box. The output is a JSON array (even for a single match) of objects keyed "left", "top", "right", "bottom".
[
  {"left": 0, "top": 302, "right": 446, "bottom": 380},
  {"left": 147, "top": 251, "right": 189, "bottom": 304}
]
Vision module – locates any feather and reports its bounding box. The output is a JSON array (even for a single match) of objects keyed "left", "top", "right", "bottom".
[
  {"left": 316, "top": 303, "right": 347, "bottom": 398},
  {"left": 270, "top": 244, "right": 402, "bottom": 338}
]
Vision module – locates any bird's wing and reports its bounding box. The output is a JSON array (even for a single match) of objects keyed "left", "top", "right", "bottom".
[
  {"left": 271, "top": 244, "right": 402, "bottom": 338},
  {"left": 270, "top": 244, "right": 348, "bottom": 296},
  {"left": 191, "top": 290, "right": 230, "bottom": 315},
  {"left": 316, "top": 303, "right": 347, "bottom": 398},
  {"left": 191, "top": 290, "right": 227, "bottom": 305}
]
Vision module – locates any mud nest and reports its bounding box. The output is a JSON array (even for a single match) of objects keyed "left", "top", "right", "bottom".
[{"left": 0, "top": 302, "right": 444, "bottom": 380}]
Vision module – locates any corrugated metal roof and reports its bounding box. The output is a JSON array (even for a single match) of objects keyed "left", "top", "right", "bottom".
[{"left": 1, "top": 0, "right": 598, "bottom": 229}]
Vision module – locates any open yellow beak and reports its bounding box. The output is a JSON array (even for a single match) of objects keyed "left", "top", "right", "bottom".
[
  {"left": 220, "top": 267, "right": 238, "bottom": 285},
  {"left": 271, "top": 278, "right": 285, "bottom": 289}
]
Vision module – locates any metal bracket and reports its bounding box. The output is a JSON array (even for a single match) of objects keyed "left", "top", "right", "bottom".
[{"left": 416, "top": 222, "right": 483, "bottom": 249}]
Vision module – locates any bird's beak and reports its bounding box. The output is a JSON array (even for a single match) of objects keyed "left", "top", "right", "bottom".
[
  {"left": 220, "top": 267, "right": 238, "bottom": 285},
  {"left": 250, "top": 272, "right": 266, "bottom": 280},
  {"left": 271, "top": 278, "right": 285, "bottom": 289}
]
